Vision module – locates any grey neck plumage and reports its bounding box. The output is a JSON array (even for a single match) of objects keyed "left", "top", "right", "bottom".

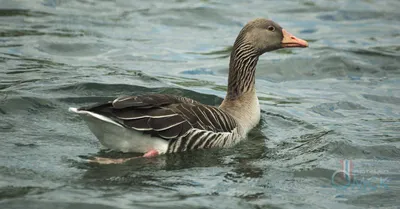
[
  {"left": 225, "top": 36, "right": 259, "bottom": 100},
  {"left": 220, "top": 32, "right": 262, "bottom": 135}
]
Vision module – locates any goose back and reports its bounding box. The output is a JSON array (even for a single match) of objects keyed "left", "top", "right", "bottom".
[{"left": 78, "top": 94, "right": 240, "bottom": 152}]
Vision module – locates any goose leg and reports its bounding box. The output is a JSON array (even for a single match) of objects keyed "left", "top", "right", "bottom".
[
  {"left": 143, "top": 149, "right": 159, "bottom": 157},
  {"left": 88, "top": 149, "right": 159, "bottom": 164}
]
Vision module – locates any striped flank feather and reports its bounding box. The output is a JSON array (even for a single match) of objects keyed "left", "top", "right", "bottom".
[{"left": 76, "top": 94, "right": 239, "bottom": 153}]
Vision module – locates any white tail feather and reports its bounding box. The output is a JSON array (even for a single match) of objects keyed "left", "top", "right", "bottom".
[{"left": 69, "top": 107, "right": 168, "bottom": 154}]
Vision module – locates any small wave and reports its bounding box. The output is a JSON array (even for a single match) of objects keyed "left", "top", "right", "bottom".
[{"left": 0, "top": 186, "right": 52, "bottom": 200}]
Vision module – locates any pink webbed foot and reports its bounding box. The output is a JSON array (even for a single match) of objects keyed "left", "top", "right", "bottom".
[
  {"left": 143, "top": 149, "right": 159, "bottom": 157},
  {"left": 88, "top": 149, "right": 159, "bottom": 164}
]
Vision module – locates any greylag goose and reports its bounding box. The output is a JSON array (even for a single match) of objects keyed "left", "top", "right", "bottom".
[{"left": 69, "top": 18, "right": 308, "bottom": 163}]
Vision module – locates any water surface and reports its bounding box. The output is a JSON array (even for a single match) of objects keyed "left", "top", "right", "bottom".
[{"left": 1, "top": 0, "right": 400, "bottom": 208}]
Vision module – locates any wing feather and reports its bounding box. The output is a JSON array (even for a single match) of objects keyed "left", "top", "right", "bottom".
[{"left": 80, "top": 94, "right": 237, "bottom": 142}]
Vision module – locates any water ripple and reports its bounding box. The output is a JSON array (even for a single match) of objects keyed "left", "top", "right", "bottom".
[{"left": 1, "top": 0, "right": 399, "bottom": 208}]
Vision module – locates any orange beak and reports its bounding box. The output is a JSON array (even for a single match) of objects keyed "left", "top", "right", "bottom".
[{"left": 281, "top": 29, "right": 308, "bottom": 48}]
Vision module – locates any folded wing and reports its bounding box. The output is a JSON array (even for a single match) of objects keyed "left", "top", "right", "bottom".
[{"left": 78, "top": 94, "right": 237, "bottom": 142}]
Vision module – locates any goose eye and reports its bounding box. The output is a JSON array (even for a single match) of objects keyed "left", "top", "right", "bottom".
[{"left": 267, "top": 26, "right": 275, "bottom": 32}]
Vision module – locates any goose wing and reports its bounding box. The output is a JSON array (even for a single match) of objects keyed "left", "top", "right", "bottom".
[{"left": 78, "top": 94, "right": 238, "bottom": 141}]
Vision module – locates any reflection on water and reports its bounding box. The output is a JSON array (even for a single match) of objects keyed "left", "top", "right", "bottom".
[{"left": 1, "top": 0, "right": 400, "bottom": 208}]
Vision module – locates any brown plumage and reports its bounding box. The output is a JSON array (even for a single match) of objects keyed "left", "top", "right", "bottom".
[{"left": 77, "top": 94, "right": 237, "bottom": 152}]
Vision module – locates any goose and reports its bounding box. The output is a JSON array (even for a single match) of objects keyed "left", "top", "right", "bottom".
[{"left": 69, "top": 18, "right": 308, "bottom": 163}]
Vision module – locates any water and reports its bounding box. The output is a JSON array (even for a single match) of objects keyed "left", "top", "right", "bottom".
[{"left": 1, "top": 0, "right": 400, "bottom": 208}]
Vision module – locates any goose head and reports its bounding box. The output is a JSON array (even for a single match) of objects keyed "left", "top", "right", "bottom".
[{"left": 234, "top": 18, "right": 308, "bottom": 55}]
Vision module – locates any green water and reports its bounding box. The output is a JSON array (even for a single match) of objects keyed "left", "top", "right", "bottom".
[{"left": 1, "top": 0, "right": 400, "bottom": 208}]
